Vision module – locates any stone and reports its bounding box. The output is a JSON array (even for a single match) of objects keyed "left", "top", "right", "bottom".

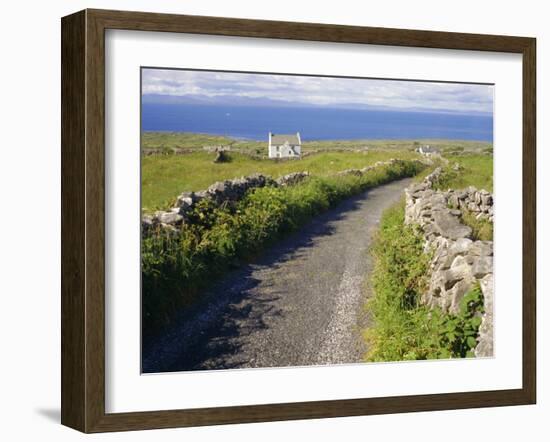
[
  {"left": 475, "top": 191, "right": 482, "bottom": 205},
  {"left": 276, "top": 171, "right": 310, "bottom": 186},
  {"left": 176, "top": 195, "right": 194, "bottom": 209},
  {"left": 470, "top": 241, "right": 493, "bottom": 257},
  {"left": 449, "top": 278, "right": 475, "bottom": 314},
  {"left": 432, "top": 211, "right": 472, "bottom": 240},
  {"left": 449, "top": 237, "right": 473, "bottom": 256},
  {"left": 448, "top": 194, "right": 460, "bottom": 208},
  {"left": 208, "top": 181, "right": 227, "bottom": 193},
  {"left": 471, "top": 256, "right": 493, "bottom": 278},
  {"left": 157, "top": 212, "right": 184, "bottom": 225},
  {"left": 481, "top": 194, "right": 493, "bottom": 206},
  {"left": 475, "top": 274, "right": 494, "bottom": 357}
]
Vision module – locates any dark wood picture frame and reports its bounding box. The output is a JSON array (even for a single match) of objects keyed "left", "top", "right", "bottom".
[{"left": 61, "top": 8, "right": 536, "bottom": 433}]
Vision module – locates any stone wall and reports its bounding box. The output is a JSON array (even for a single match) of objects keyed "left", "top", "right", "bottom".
[
  {"left": 447, "top": 187, "right": 494, "bottom": 222},
  {"left": 142, "top": 172, "right": 311, "bottom": 234},
  {"left": 142, "top": 158, "right": 413, "bottom": 234},
  {"left": 336, "top": 158, "right": 420, "bottom": 177},
  {"left": 404, "top": 169, "right": 494, "bottom": 357}
]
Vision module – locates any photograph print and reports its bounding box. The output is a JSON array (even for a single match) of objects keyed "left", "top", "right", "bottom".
[{"left": 140, "top": 68, "right": 494, "bottom": 373}]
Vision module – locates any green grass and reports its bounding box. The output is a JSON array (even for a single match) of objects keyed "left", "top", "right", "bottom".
[
  {"left": 142, "top": 132, "right": 234, "bottom": 152},
  {"left": 434, "top": 153, "right": 494, "bottom": 241},
  {"left": 303, "top": 138, "right": 492, "bottom": 153},
  {"left": 435, "top": 154, "right": 493, "bottom": 192},
  {"left": 460, "top": 210, "right": 493, "bottom": 241},
  {"left": 142, "top": 131, "right": 493, "bottom": 154},
  {"left": 142, "top": 150, "right": 420, "bottom": 212},
  {"left": 364, "top": 202, "right": 485, "bottom": 361},
  {"left": 142, "top": 160, "right": 425, "bottom": 338}
]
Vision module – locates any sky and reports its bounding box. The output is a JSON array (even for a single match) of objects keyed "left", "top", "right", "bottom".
[{"left": 142, "top": 68, "right": 493, "bottom": 115}]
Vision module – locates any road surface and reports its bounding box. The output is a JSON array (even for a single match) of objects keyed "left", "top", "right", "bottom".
[{"left": 142, "top": 177, "right": 412, "bottom": 373}]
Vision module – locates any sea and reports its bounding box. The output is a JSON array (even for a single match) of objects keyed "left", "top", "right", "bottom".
[{"left": 141, "top": 103, "right": 493, "bottom": 142}]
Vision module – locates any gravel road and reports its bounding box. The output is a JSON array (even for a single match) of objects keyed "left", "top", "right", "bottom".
[{"left": 143, "top": 177, "right": 413, "bottom": 373}]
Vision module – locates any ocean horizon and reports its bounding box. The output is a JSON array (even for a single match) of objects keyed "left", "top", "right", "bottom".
[{"left": 141, "top": 103, "right": 493, "bottom": 142}]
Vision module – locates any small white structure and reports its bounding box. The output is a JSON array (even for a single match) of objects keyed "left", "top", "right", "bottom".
[
  {"left": 416, "top": 145, "right": 440, "bottom": 156},
  {"left": 268, "top": 132, "right": 302, "bottom": 158}
]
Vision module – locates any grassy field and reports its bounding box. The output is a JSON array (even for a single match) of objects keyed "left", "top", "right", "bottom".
[
  {"left": 142, "top": 150, "right": 420, "bottom": 212},
  {"left": 142, "top": 131, "right": 493, "bottom": 154},
  {"left": 436, "top": 153, "right": 493, "bottom": 192},
  {"left": 141, "top": 131, "right": 493, "bottom": 211},
  {"left": 142, "top": 132, "right": 233, "bottom": 152}
]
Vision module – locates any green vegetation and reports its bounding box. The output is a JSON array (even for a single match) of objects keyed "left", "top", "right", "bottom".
[
  {"left": 303, "top": 138, "right": 492, "bottom": 153},
  {"left": 141, "top": 131, "right": 492, "bottom": 212},
  {"left": 435, "top": 152, "right": 494, "bottom": 241},
  {"left": 142, "top": 132, "right": 234, "bottom": 153},
  {"left": 364, "top": 202, "right": 484, "bottom": 361},
  {"left": 460, "top": 210, "right": 493, "bottom": 241},
  {"left": 142, "top": 150, "right": 419, "bottom": 212},
  {"left": 435, "top": 154, "right": 493, "bottom": 192},
  {"left": 142, "top": 131, "right": 492, "bottom": 155},
  {"left": 142, "top": 160, "right": 425, "bottom": 338}
]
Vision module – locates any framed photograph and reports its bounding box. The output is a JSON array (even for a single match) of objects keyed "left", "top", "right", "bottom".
[{"left": 61, "top": 9, "right": 536, "bottom": 433}]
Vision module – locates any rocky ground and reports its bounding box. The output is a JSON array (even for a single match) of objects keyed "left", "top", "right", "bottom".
[{"left": 142, "top": 177, "right": 413, "bottom": 373}]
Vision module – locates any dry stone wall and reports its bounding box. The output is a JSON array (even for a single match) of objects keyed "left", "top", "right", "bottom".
[
  {"left": 404, "top": 169, "right": 494, "bottom": 357},
  {"left": 447, "top": 187, "right": 494, "bottom": 222},
  {"left": 142, "top": 172, "right": 311, "bottom": 234},
  {"left": 336, "top": 158, "right": 418, "bottom": 177},
  {"left": 142, "top": 158, "right": 412, "bottom": 234}
]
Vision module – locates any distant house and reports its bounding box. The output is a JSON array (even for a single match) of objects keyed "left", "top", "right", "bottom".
[
  {"left": 416, "top": 145, "right": 440, "bottom": 156},
  {"left": 268, "top": 132, "right": 302, "bottom": 158}
]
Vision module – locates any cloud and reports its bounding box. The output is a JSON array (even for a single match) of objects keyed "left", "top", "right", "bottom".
[{"left": 142, "top": 68, "right": 493, "bottom": 114}]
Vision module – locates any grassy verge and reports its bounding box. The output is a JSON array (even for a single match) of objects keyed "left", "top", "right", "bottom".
[
  {"left": 142, "top": 160, "right": 425, "bottom": 339},
  {"left": 142, "top": 150, "right": 420, "bottom": 211},
  {"left": 364, "top": 202, "right": 484, "bottom": 361}
]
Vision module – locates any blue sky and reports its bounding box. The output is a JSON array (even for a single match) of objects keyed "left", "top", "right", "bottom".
[{"left": 142, "top": 68, "right": 493, "bottom": 115}]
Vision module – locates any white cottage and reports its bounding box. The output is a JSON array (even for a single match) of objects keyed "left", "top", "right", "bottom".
[{"left": 268, "top": 132, "right": 302, "bottom": 158}]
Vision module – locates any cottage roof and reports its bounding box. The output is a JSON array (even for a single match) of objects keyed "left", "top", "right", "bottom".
[{"left": 270, "top": 133, "right": 300, "bottom": 145}]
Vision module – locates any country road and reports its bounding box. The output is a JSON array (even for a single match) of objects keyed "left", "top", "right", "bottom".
[{"left": 142, "top": 177, "right": 413, "bottom": 373}]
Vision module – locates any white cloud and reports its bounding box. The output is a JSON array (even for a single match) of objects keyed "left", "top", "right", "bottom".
[{"left": 142, "top": 68, "right": 493, "bottom": 114}]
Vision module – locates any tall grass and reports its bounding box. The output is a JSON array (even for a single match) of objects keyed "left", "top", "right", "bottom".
[
  {"left": 435, "top": 154, "right": 493, "bottom": 192},
  {"left": 460, "top": 210, "right": 493, "bottom": 241},
  {"left": 142, "top": 160, "right": 425, "bottom": 338},
  {"left": 364, "top": 202, "right": 484, "bottom": 361},
  {"left": 141, "top": 150, "right": 420, "bottom": 211}
]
